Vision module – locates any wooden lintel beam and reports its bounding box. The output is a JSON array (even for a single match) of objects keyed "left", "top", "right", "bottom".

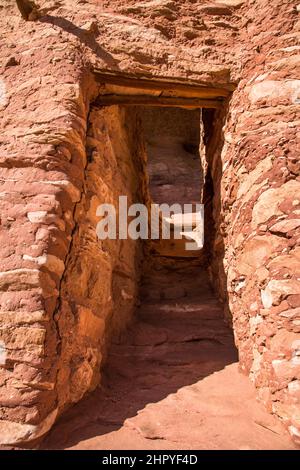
[
  {"left": 93, "top": 70, "right": 232, "bottom": 98},
  {"left": 93, "top": 94, "right": 222, "bottom": 109}
]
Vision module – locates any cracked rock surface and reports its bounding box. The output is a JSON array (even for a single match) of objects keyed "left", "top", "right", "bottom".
[{"left": 42, "top": 261, "right": 295, "bottom": 450}]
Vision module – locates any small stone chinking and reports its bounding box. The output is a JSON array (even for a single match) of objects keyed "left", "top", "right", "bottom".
[{"left": 0, "top": 0, "right": 299, "bottom": 448}]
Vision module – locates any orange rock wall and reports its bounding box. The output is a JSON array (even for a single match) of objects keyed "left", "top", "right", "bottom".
[{"left": 0, "top": 0, "right": 299, "bottom": 444}]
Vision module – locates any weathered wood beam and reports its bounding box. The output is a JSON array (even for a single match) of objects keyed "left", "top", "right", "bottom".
[
  {"left": 93, "top": 94, "right": 222, "bottom": 109},
  {"left": 93, "top": 70, "right": 233, "bottom": 98}
]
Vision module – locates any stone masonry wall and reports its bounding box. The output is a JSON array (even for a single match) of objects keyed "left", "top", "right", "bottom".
[{"left": 207, "top": 1, "right": 300, "bottom": 443}]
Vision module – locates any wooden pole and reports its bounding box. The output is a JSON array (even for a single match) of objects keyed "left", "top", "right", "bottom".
[{"left": 93, "top": 94, "right": 222, "bottom": 109}]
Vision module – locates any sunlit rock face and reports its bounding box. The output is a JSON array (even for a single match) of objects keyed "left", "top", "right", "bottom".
[{"left": 0, "top": 0, "right": 299, "bottom": 445}]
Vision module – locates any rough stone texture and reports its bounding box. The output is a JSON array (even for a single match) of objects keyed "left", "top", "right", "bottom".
[
  {"left": 41, "top": 262, "right": 295, "bottom": 450},
  {"left": 0, "top": 0, "right": 299, "bottom": 445},
  {"left": 55, "top": 105, "right": 147, "bottom": 414}
]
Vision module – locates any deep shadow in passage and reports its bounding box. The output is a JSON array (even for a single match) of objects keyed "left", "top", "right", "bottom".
[{"left": 40, "top": 104, "right": 237, "bottom": 450}]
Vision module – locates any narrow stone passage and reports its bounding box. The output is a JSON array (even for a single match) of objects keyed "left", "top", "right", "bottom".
[{"left": 42, "top": 260, "right": 295, "bottom": 450}]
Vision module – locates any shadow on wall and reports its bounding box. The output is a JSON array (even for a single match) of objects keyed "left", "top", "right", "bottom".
[{"left": 38, "top": 14, "right": 120, "bottom": 68}]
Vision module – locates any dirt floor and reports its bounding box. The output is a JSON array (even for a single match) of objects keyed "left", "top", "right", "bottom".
[{"left": 42, "top": 261, "right": 296, "bottom": 450}]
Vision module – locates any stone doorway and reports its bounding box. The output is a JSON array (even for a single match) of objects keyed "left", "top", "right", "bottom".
[
  {"left": 41, "top": 96, "right": 239, "bottom": 449},
  {"left": 40, "top": 83, "right": 293, "bottom": 449}
]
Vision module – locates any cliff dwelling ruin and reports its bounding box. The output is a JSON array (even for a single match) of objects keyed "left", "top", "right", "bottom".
[{"left": 0, "top": 0, "right": 299, "bottom": 451}]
